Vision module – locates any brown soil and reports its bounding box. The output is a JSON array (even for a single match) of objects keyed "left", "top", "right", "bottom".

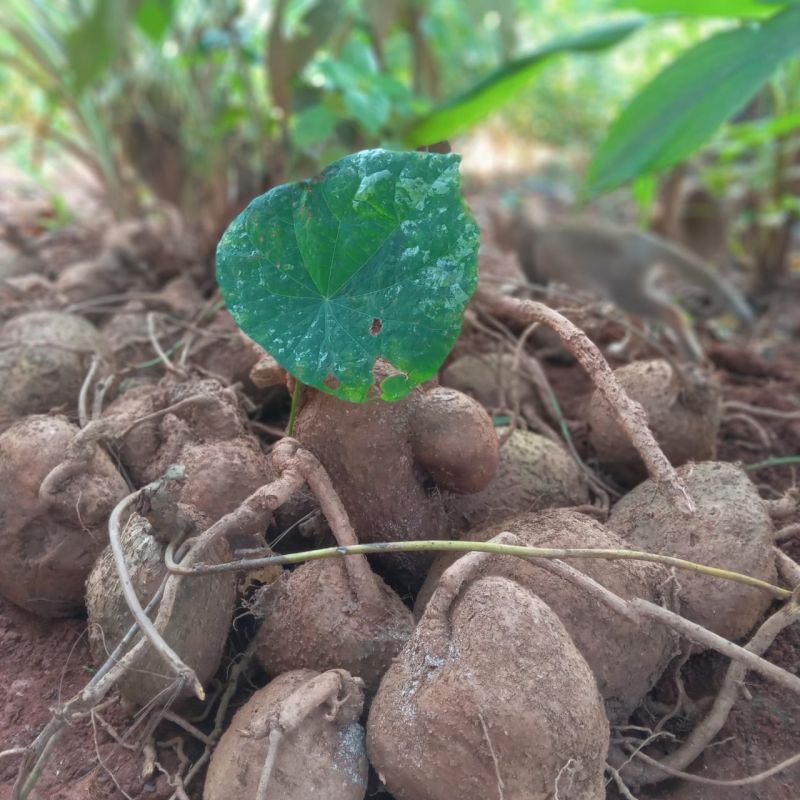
[
  {"left": 0, "top": 595, "right": 177, "bottom": 800},
  {"left": 2, "top": 168, "right": 800, "bottom": 800},
  {"left": 630, "top": 622, "right": 800, "bottom": 800}
]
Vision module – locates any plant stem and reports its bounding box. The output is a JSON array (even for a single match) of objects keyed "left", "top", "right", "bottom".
[
  {"left": 164, "top": 538, "right": 791, "bottom": 599},
  {"left": 746, "top": 455, "right": 800, "bottom": 471},
  {"left": 287, "top": 379, "right": 304, "bottom": 436}
]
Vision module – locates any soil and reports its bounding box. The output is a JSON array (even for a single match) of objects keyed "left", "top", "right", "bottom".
[
  {"left": 0, "top": 595, "right": 176, "bottom": 800},
  {"left": 2, "top": 165, "right": 800, "bottom": 800},
  {"left": 632, "top": 621, "right": 800, "bottom": 800}
]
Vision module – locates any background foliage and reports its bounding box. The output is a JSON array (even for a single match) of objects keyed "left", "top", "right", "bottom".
[{"left": 1, "top": 0, "right": 798, "bottom": 284}]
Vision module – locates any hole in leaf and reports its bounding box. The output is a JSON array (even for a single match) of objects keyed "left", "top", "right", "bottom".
[
  {"left": 324, "top": 373, "right": 341, "bottom": 391},
  {"left": 370, "top": 318, "right": 382, "bottom": 335},
  {"left": 369, "top": 357, "right": 408, "bottom": 398}
]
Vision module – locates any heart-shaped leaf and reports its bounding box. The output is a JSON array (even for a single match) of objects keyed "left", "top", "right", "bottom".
[{"left": 216, "top": 149, "right": 480, "bottom": 403}]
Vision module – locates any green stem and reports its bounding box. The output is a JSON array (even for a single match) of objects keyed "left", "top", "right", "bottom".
[
  {"left": 166, "top": 538, "right": 792, "bottom": 599},
  {"left": 286, "top": 379, "right": 304, "bottom": 436},
  {"left": 746, "top": 456, "right": 800, "bottom": 472}
]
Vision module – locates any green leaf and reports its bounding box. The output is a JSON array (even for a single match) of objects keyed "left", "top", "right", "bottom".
[
  {"left": 632, "top": 173, "right": 659, "bottom": 224},
  {"left": 586, "top": 5, "right": 800, "bottom": 196},
  {"left": 611, "top": 0, "right": 788, "bottom": 18},
  {"left": 402, "top": 18, "right": 643, "bottom": 148},
  {"left": 216, "top": 149, "right": 480, "bottom": 403},
  {"left": 64, "top": 0, "right": 128, "bottom": 93},
  {"left": 726, "top": 110, "right": 800, "bottom": 144},
  {"left": 135, "top": 0, "right": 176, "bottom": 42},
  {"left": 292, "top": 103, "right": 339, "bottom": 148}
]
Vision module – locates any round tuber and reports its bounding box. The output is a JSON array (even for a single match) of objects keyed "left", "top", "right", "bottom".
[
  {"left": 204, "top": 668, "right": 368, "bottom": 800},
  {"left": 443, "top": 427, "right": 589, "bottom": 532},
  {"left": 0, "top": 414, "right": 127, "bottom": 616},
  {"left": 608, "top": 460, "right": 777, "bottom": 641},
  {"left": 415, "top": 508, "right": 673, "bottom": 722},
  {"left": 408, "top": 385, "right": 500, "bottom": 493},
  {"left": 255, "top": 552, "right": 414, "bottom": 694},
  {"left": 587, "top": 359, "right": 720, "bottom": 487},
  {"left": 86, "top": 513, "right": 237, "bottom": 707},
  {"left": 368, "top": 574, "right": 609, "bottom": 800},
  {"left": 0, "top": 310, "right": 106, "bottom": 430}
]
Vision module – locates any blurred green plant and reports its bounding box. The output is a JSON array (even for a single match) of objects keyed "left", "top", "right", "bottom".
[
  {"left": 587, "top": 0, "right": 800, "bottom": 288},
  {"left": 702, "top": 62, "right": 800, "bottom": 288},
  {"left": 0, "top": 0, "right": 643, "bottom": 246}
]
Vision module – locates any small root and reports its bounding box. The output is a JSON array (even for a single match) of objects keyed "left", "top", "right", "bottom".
[
  {"left": 606, "top": 764, "right": 640, "bottom": 800},
  {"left": 627, "top": 748, "right": 800, "bottom": 787},
  {"left": 147, "top": 311, "right": 185, "bottom": 377},
  {"left": 614, "top": 587, "right": 800, "bottom": 786},
  {"left": 722, "top": 412, "right": 773, "bottom": 449},
  {"left": 478, "top": 712, "right": 505, "bottom": 800},
  {"left": 724, "top": 400, "right": 800, "bottom": 421},
  {"left": 477, "top": 291, "right": 693, "bottom": 512}
]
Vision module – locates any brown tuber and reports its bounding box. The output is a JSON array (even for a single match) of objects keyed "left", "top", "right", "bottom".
[
  {"left": 587, "top": 359, "right": 720, "bottom": 486},
  {"left": 408, "top": 386, "right": 500, "bottom": 493},
  {"left": 368, "top": 574, "right": 609, "bottom": 800},
  {"left": 103, "top": 377, "right": 272, "bottom": 523},
  {"left": 609, "top": 461, "right": 777, "bottom": 641},
  {"left": 255, "top": 536, "right": 414, "bottom": 694},
  {"left": 204, "top": 669, "right": 368, "bottom": 800},
  {"left": 295, "top": 383, "right": 499, "bottom": 590},
  {"left": 86, "top": 513, "right": 237, "bottom": 707},
  {"left": 0, "top": 414, "right": 127, "bottom": 616},
  {"left": 415, "top": 509, "right": 673, "bottom": 722},
  {"left": 443, "top": 427, "right": 589, "bottom": 531},
  {"left": 0, "top": 310, "right": 106, "bottom": 431}
]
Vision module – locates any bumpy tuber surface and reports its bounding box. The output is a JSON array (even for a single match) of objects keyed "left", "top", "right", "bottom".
[
  {"left": 0, "top": 414, "right": 127, "bottom": 616},
  {"left": 204, "top": 669, "right": 368, "bottom": 800},
  {"left": 368, "top": 575, "right": 609, "bottom": 800},
  {"left": 415, "top": 509, "right": 672, "bottom": 722},
  {"left": 86, "top": 513, "right": 237, "bottom": 707},
  {"left": 295, "top": 383, "right": 499, "bottom": 590},
  {"left": 587, "top": 360, "right": 720, "bottom": 486},
  {"left": 103, "top": 377, "right": 272, "bottom": 522},
  {"left": 255, "top": 554, "right": 415, "bottom": 693},
  {"left": 609, "top": 461, "right": 777, "bottom": 640},
  {"left": 443, "top": 428, "right": 589, "bottom": 531},
  {"left": 0, "top": 310, "right": 106, "bottom": 430}
]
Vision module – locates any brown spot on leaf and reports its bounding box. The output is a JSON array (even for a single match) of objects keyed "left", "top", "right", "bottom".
[
  {"left": 324, "top": 373, "right": 341, "bottom": 390},
  {"left": 370, "top": 318, "right": 382, "bottom": 335}
]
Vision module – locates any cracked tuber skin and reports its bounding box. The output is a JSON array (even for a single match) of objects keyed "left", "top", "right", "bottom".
[{"left": 294, "top": 383, "right": 500, "bottom": 592}]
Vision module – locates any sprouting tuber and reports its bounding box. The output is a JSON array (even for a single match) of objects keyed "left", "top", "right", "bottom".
[{"left": 295, "top": 383, "right": 499, "bottom": 590}]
